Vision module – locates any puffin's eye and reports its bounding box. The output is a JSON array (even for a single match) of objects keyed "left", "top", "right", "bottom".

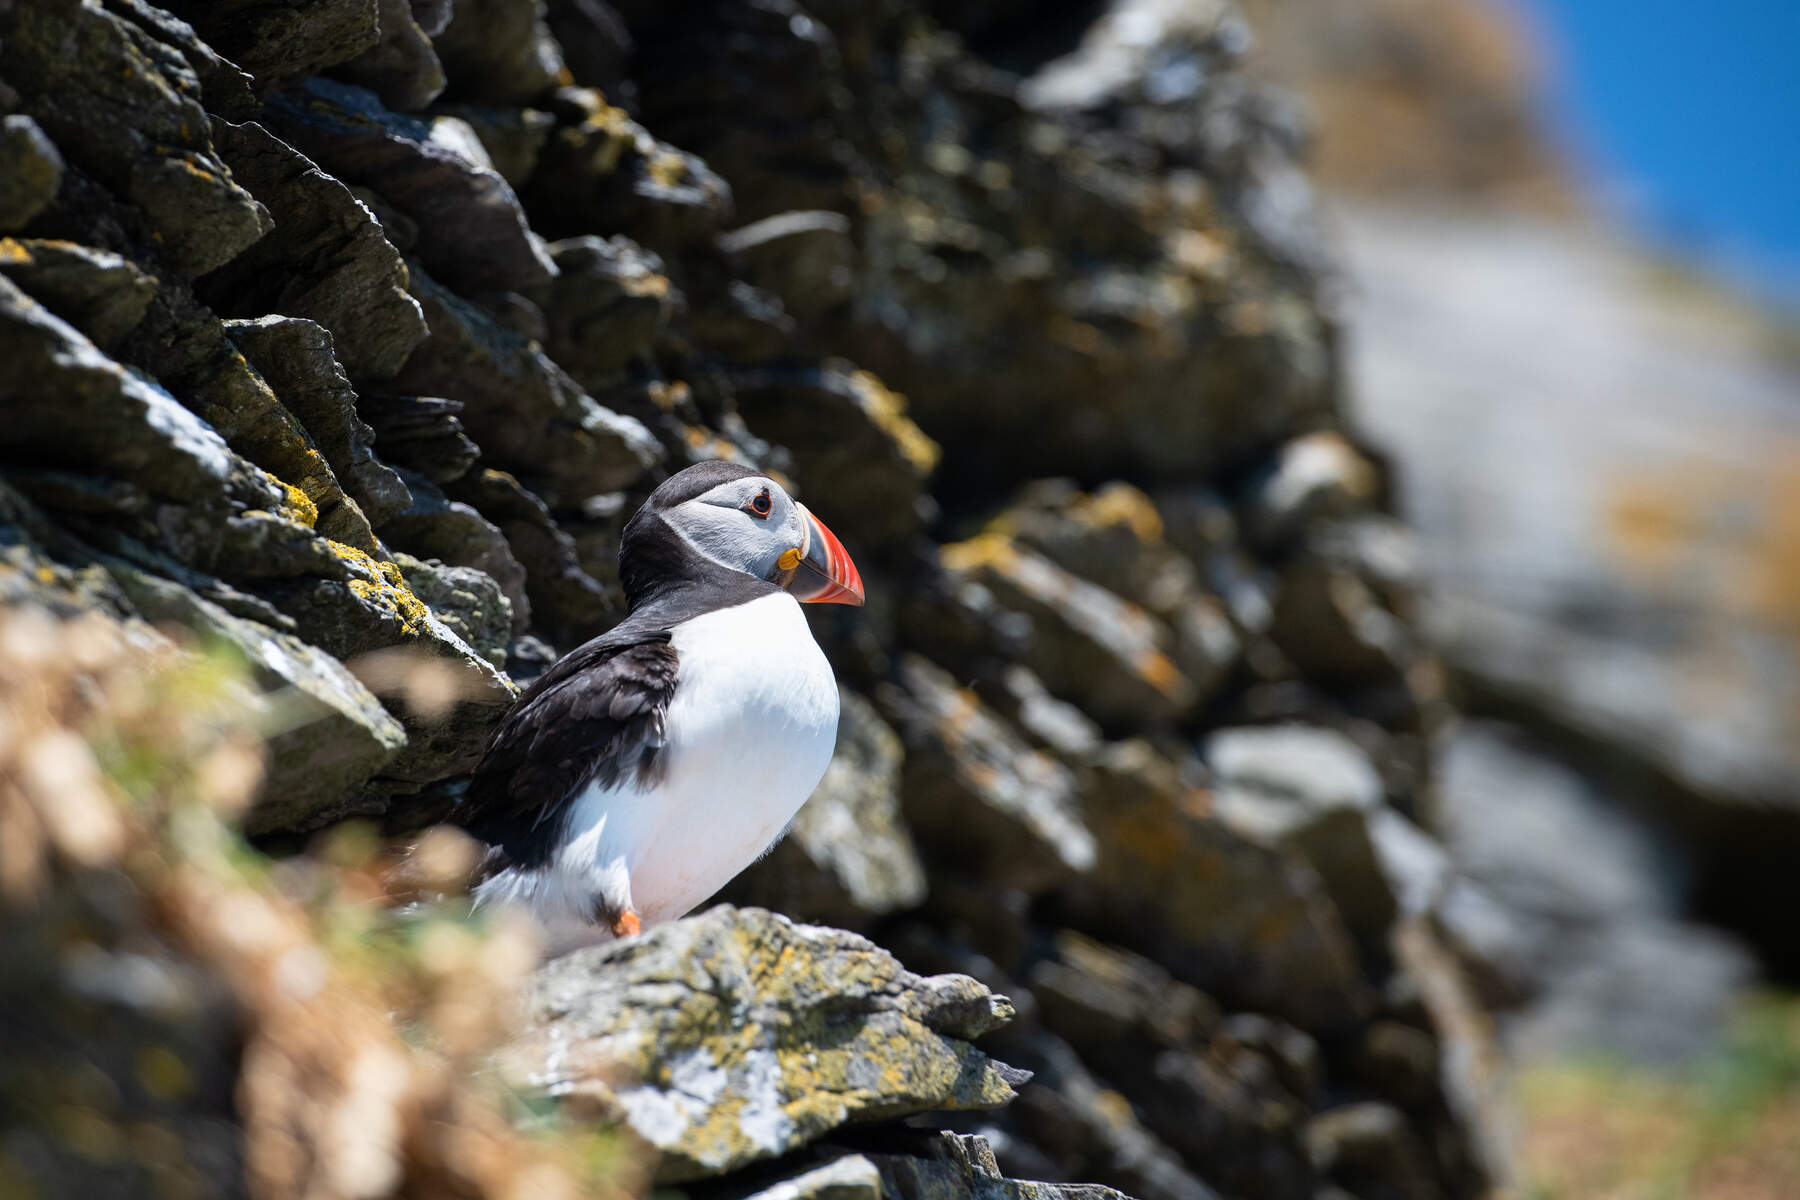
[{"left": 747, "top": 489, "right": 773, "bottom": 518}]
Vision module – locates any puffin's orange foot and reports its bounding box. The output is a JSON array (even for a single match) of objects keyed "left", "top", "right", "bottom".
[{"left": 610, "top": 909, "right": 642, "bottom": 938}]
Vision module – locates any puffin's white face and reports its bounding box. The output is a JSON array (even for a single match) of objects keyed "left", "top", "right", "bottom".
[{"left": 664, "top": 475, "right": 864, "bottom": 605}]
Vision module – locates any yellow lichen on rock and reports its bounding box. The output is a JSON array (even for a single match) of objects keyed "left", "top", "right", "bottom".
[
  {"left": 507, "top": 907, "right": 1025, "bottom": 1184},
  {"left": 850, "top": 370, "right": 941, "bottom": 477},
  {"left": 1070, "top": 482, "right": 1165, "bottom": 543},
  {"left": 268, "top": 473, "right": 320, "bottom": 528},
  {"left": 938, "top": 532, "right": 1020, "bottom": 575}
]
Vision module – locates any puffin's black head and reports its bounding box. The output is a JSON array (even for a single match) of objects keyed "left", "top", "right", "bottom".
[{"left": 619, "top": 462, "right": 864, "bottom": 610}]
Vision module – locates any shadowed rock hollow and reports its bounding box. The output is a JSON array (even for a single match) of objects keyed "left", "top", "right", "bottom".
[{"left": 0, "top": 0, "right": 1516, "bottom": 1197}]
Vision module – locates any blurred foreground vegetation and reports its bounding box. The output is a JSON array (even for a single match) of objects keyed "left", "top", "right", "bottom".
[
  {"left": 0, "top": 607, "right": 641, "bottom": 1199},
  {"left": 1520, "top": 993, "right": 1800, "bottom": 1199}
]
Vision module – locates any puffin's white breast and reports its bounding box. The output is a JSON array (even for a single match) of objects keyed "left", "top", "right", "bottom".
[{"left": 628, "top": 591, "right": 839, "bottom": 920}]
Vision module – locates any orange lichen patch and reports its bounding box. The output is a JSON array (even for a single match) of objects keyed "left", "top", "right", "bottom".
[
  {"left": 571, "top": 104, "right": 637, "bottom": 175},
  {"left": 1048, "top": 316, "right": 1106, "bottom": 357},
  {"left": 1169, "top": 228, "right": 1228, "bottom": 279},
  {"left": 1603, "top": 466, "right": 1721, "bottom": 580},
  {"left": 170, "top": 153, "right": 219, "bottom": 184},
  {"left": 1071, "top": 482, "right": 1166, "bottom": 543},
  {"left": 0, "top": 238, "right": 31, "bottom": 264},
  {"left": 1107, "top": 802, "right": 1185, "bottom": 875},
  {"left": 1605, "top": 449, "right": 1800, "bottom": 634},
  {"left": 939, "top": 532, "right": 1020, "bottom": 575},
  {"left": 850, "top": 370, "right": 941, "bottom": 476},
  {"left": 623, "top": 270, "right": 671, "bottom": 300},
  {"left": 1134, "top": 649, "right": 1186, "bottom": 701},
  {"left": 1251, "top": 904, "right": 1302, "bottom": 950},
  {"left": 1739, "top": 444, "right": 1800, "bottom": 632},
  {"left": 961, "top": 761, "right": 1003, "bottom": 794},
  {"left": 648, "top": 380, "right": 689, "bottom": 411},
  {"left": 645, "top": 149, "right": 692, "bottom": 189},
  {"left": 1225, "top": 299, "right": 1271, "bottom": 337},
  {"left": 679, "top": 425, "right": 750, "bottom": 468},
  {"left": 1177, "top": 786, "right": 1215, "bottom": 820},
  {"left": 292, "top": 447, "right": 338, "bottom": 498}
]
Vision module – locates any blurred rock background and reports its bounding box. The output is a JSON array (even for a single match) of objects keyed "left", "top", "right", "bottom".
[
  {"left": 1234, "top": 0, "right": 1800, "bottom": 1193},
  {"left": 1, "top": 0, "right": 1796, "bottom": 1197}
]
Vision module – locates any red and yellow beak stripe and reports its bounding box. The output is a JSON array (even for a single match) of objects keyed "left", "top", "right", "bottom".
[{"left": 787, "top": 503, "right": 864, "bottom": 606}]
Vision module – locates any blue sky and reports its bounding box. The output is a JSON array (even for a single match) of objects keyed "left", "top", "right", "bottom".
[{"left": 1506, "top": 0, "right": 1800, "bottom": 296}]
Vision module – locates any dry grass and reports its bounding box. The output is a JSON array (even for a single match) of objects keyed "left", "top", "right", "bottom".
[
  {"left": 1519, "top": 994, "right": 1800, "bottom": 1199},
  {"left": 0, "top": 604, "right": 647, "bottom": 1200}
]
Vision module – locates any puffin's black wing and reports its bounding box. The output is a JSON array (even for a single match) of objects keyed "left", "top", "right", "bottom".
[{"left": 457, "top": 631, "right": 680, "bottom": 871}]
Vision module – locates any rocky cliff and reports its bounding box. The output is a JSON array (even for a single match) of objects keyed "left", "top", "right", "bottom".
[{"left": 0, "top": 1, "right": 1513, "bottom": 1197}]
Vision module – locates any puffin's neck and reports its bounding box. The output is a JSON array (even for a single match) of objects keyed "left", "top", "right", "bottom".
[{"left": 619, "top": 513, "right": 783, "bottom": 629}]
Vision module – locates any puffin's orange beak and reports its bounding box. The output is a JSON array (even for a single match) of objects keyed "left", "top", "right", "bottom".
[{"left": 787, "top": 503, "right": 864, "bottom": 606}]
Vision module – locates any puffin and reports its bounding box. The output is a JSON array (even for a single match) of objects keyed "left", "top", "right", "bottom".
[{"left": 457, "top": 461, "right": 864, "bottom": 945}]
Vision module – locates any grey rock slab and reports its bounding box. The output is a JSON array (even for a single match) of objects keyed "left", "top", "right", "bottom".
[
  {"left": 225, "top": 315, "right": 413, "bottom": 526},
  {"left": 1343, "top": 204, "right": 1800, "bottom": 810},
  {"left": 445, "top": 466, "right": 623, "bottom": 644},
  {"left": 0, "top": 276, "right": 236, "bottom": 505},
  {"left": 379, "top": 469, "right": 532, "bottom": 632},
  {"left": 1206, "top": 724, "right": 1451, "bottom": 961},
  {"left": 1205, "top": 724, "right": 1383, "bottom": 816},
  {"left": 879, "top": 654, "right": 1097, "bottom": 894},
  {"left": 1304, "top": 1101, "right": 1437, "bottom": 1200},
  {"left": 733, "top": 1155, "right": 886, "bottom": 1200},
  {"left": 336, "top": 0, "right": 447, "bottom": 111},
  {"left": 730, "top": 365, "right": 940, "bottom": 550},
  {"left": 203, "top": 119, "right": 428, "bottom": 381},
  {"left": 532, "top": 234, "right": 675, "bottom": 385},
  {"left": 988, "top": 665, "right": 1103, "bottom": 762},
  {"left": 435, "top": 103, "right": 557, "bottom": 187},
  {"left": 523, "top": 91, "right": 733, "bottom": 249},
  {"left": 503, "top": 905, "right": 1028, "bottom": 1183},
  {"left": 1435, "top": 721, "right": 1682, "bottom": 923},
  {"left": 998, "top": 1032, "right": 1224, "bottom": 1200},
  {"left": 1020, "top": 937, "right": 1317, "bottom": 1199},
  {"left": 938, "top": 536, "right": 1195, "bottom": 728},
  {"left": 389, "top": 262, "right": 662, "bottom": 505},
  {"left": 390, "top": 551, "right": 512, "bottom": 668},
  {"left": 1504, "top": 917, "right": 1756, "bottom": 1064},
  {"left": 264, "top": 77, "right": 556, "bottom": 294},
  {"left": 430, "top": 0, "right": 568, "bottom": 105},
  {"left": 718, "top": 210, "right": 858, "bottom": 321},
  {"left": 102, "top": 0, "right": 259, "bottom": 119},
  {"left": 1, "top": 0, "right": 272, "bottom": 276},
  {"left": 0, "top": 114, "right": 64, "bottom": 232},
  {"left": 1389, "top": 919, "right": 1516, "bottom": 1194},
  {"left": 864, "top": 1132, "right": 1142, "bottom": 1200},
  {"left": 1067, "top": 739, "right": 1371, "bottom": 1033},
  {"left": 101, "top": 556, "right": 407, "bottom": 836},
  {"left": 178, "top": 0, "right": 381, "bottom": 91},
  {"left": 1242, "top": 432, "right": 1380, "bottom": 552},
  {"left": 254, "top": 552, "right": 516, "bottom": 784},
  {"left": 0, "top": 237, "right": 158, "bottom": 352}
]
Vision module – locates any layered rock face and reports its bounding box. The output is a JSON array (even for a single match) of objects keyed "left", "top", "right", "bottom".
[{"left": 1, "top": 1, "right": 1511, "bottom": 1197}]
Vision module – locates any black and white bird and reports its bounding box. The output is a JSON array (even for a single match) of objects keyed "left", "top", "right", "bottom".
[{"left": 456, "top": 461, "right": 864, "bottom": 945}]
